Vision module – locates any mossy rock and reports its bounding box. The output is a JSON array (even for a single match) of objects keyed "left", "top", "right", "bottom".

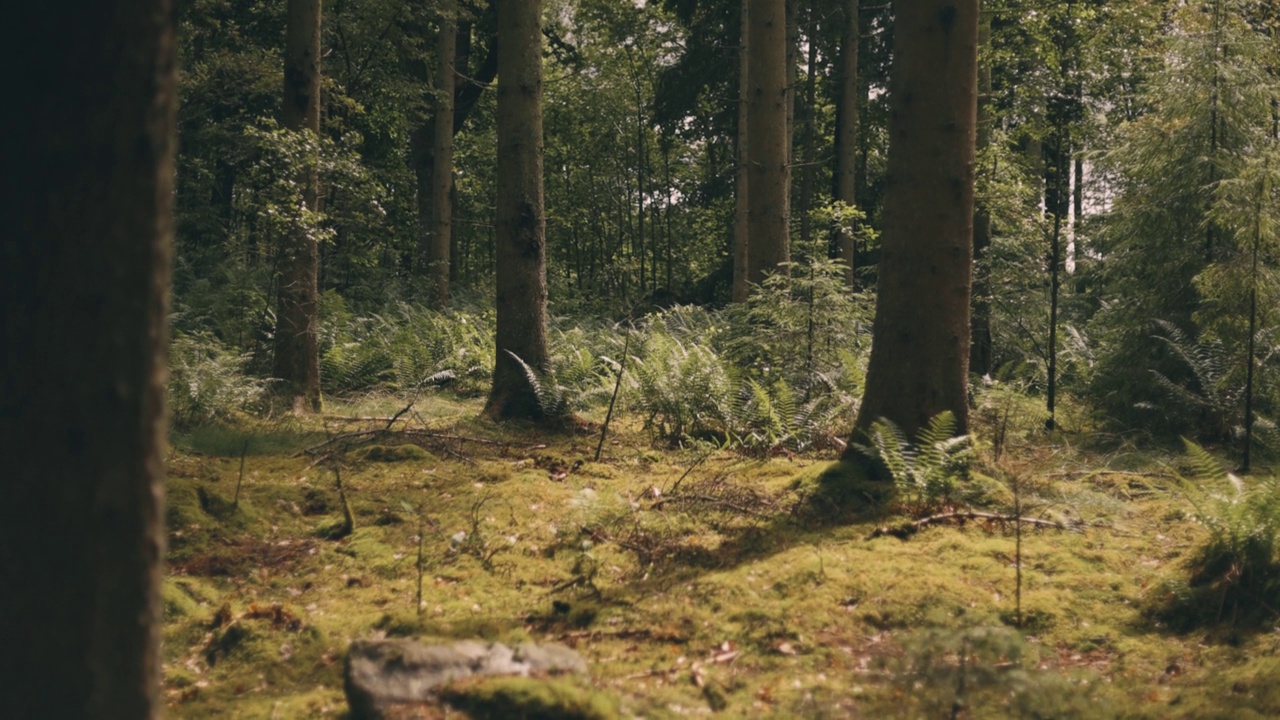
[
  {"left": 357, "top": 444, "right": 432, "bottom": 463},
  {"left": 162, "top": 576, "right": 220, "bottom": 620},
  {"left": 439, "top": 677, "right": 620, "bottom": 720},
  {"left": 789, "top": 461, "right": 891, "bottom": 522}
]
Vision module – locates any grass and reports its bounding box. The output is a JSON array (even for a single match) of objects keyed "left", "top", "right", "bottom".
[{"left": 161, "top": 393, "right": 1280, "bottom": 718}]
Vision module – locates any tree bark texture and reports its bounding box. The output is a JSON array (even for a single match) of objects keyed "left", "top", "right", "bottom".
[
  {"left": 834, "top": 0, "right": 860, "bottom": 286},
  {"left": 274, "top": 0, "right": 323, "bottom": 413},
  {"left": 746, "top": 0, "right": 791, "bottom": 286},
  {"left": 430, "top": 0, "right": 458, "bottom": 306},
  {"left": 733, "top": 0, "right": 751, "bottom": 302},
  {"left": 485, "top": 0, "right": 552, "bottom": 420},
  {"left": 848, "top": 0, "right": 978, "bottom": 441},
  {"left": 970, "top": 5, "right": 994, "bottom": 376},
  {"left": 1, "top": 2, "right": 175, "bottom": 717}
]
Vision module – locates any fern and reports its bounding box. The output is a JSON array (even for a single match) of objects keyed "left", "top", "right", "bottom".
[
  {"left": 505, "top": 350, "right": 570, "bottom": 419},
  {"left": 1168, "top": 439, "right": 1280, "bottom": 626},
  {"left": 854, "top": 411, "right": 974, "bottom": 515}
]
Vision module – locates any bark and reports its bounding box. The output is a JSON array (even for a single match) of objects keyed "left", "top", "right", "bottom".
[
  {"left": 414, "top": 12, "right": 497, "bottom": 289},
  {"left": 796, "top": 9, "right": 818, "bottom": 249},
  {"left": 1, "top": 2, "right": 175, "bottom": 717},
  {"left": 847, "top": 0, "right": 978, "bottom": 441},
  {"left": 833, "top": 0, "right": 860, "bottom": 286},
  {"left": 746, "top": 0, "right": 791, "bottom": 286},
  {"left": 485, "top": 0, "right": 552, "bottom": 421},
  {"left": 274, "top": 0, "right": 323, "bottom": 413},
  {"left": 970, "top": 5, "right": 993, "bottom": 376},
  {"left": 430, "top": 0, "right": 458, "bottom": 306},
  {"left": 733, "top": 0, "right": 751, "bottom": 302}
]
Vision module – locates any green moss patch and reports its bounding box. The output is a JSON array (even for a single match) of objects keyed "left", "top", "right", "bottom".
[{"left": 439, "top": 677, "right": 621, "bottom": 720}]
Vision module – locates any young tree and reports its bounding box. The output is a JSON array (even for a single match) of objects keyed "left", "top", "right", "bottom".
[
  {"left": 847, "top": 0, "right": 979, "bottom": 441},
  {"left": 273, "top": 0, "right": 323, "bottom": 412},
  {"left": 2, "top": 2, "right": 175, "bottom": 716},
  {"left": 485, "top": 0, "right": 554, "bottom": 420},
  {"left": 746, "top": 0, "right": 791, "bottom": 286}
]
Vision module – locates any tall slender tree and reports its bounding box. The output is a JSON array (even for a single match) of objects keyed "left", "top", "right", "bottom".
[
  {"left": 970, "top": 4, "right": 994, "bottom": 376},
  {"left": 733, "top": 0, "right": 751, "bottom": 302},
  {"left": 746, "top": 0, "right": 790, "bottom": 286},
  {"left": 273, "top": 0, "right": 323, "bottom": 413},
  {"left": 429, "top": 0, "right": 458, "bottom": 306},
  {"left": 3, "top": 1, "right": 175, "bottom": 716},
  {"left": 847, "top": 0, "right": 979, "bottom": 441},
  {"left": 485, "top": 0, "right": 553, "bottom": 420},
  {"left": 833, "top": 0, "right": 860, "bottom": 287}
]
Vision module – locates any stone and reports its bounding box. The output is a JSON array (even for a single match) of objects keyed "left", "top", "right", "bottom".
[{"left": 344, "top": 639, "right": 588, "bottom": 719}]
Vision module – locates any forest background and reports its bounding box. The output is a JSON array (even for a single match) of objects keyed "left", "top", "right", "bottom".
[{"left": 10, "top": 0, "right": 1280, "bottom": 717}]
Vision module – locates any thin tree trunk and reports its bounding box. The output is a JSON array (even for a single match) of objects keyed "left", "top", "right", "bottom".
[
  {"left": 485, "top": 0, "right": 552, "bottom": 421},
  {"left": 733, "top": 0, "right": 751, "bottom": 302},
  {"left": 797, "top": 10, "right": 818, "bottom": 250},
  {"left": 970, "top": 4, "right": 993, "bottom": 376},
  {"left": 3, "top": 2, "right": 175, "bottom": 716},
  {"left": 746, "top": 0, "right": 791, "bottom": 286},
  {"left": 274, "top": 0, "right": 323, "bottom": 413},
  {"left": 848, "top": 0, "right": 978, "bottom": 440},
  {"left": 834, "top": 0, "right": 860, "bottom": 286},
  {"left": 429, "top": 0, "right": 457, "bottom": 306}
]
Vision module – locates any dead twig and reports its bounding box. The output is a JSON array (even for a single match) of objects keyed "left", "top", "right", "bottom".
[{"left": 867, "top": 511, "right": 1067, "bottom": 540}]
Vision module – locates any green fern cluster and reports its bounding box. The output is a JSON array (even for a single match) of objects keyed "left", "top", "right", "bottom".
[
  {"left": 1163, "top": 439, "right": 1280, "bottom": 627},
  {"left": 319, "top": 299, "right": 493, "bottom": 395},
  {"left": 168, "top": 330, "right": 269, "bottom": 427},
  {"left": 853, "top": 411, "right": 975, "bottom": 514}
]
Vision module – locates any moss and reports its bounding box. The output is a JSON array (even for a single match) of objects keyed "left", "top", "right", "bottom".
[
  {"left": 439, "top": 677, "right": 621, "bottom": 720},
  {"left": 159, "top": 400, "right": 1280, "bottom": 718},
  {"left": 789, "top": 460, "right": 890, "bottom": 521},
  {"left": 357, "top": 444, "right": 432, "bottom": 462}
]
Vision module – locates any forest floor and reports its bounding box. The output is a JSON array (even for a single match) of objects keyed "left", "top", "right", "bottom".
[{"left": 162, "top": 394, "right": 1280, "bottom": 719}]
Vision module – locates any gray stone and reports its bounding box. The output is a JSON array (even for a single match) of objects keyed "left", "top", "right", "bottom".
[{"left": 344, "top": 639, "right": 588, "bottom": 719}]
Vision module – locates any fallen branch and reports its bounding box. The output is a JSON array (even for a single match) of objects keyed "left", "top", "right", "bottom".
[
  {"left": 867, "top": 511, "right": 1066, "bottom": 540},
  {"left": 651, "top": 493, "right": 773, "bottom": 518}
]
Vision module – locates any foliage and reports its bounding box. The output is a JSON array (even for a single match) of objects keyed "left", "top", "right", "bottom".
[
  {"left": 168, "top": 330, "right": 269, "bottom": 428},
  {"left": 1154, "top": 439, "right": 1280, "bottom": 629},
  {"left": 319, "top": 298, "right": 493, "bottom": 395},
  {"left": 853, "top": 412, "right": 976, "bottom": 515}
]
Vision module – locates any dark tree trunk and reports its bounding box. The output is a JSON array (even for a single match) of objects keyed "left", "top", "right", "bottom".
[
  {"left": 847, "top": 0, "right": 978, "bottom": 441},
  {"left": 273, "top": 0, "right": 323, "bottom": 413},
  {"left": 746, "top": 0, "right": 791, "bottom": 286},
  {"left": 2, "top": 2, "right": 175, "bottom": 717},
  {"left": 485, "top": 0, "right": 553, "bottom": 421}
]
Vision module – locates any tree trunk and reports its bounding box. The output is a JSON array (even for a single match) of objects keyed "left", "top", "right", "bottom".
[
  {"left": 733, "top": 0, "right": 751, "bottom": 302},
  {"left": 485, "top": 0, "right": 553, "bottom": 421},
  {"left": 847, "top": 0, "right": 978, "bottom": 441},
  {"left": 970, "top": 4, "right": 993, "bottom": 376},
  {"left": 274, "top": 0, "right": 323, "bottom": 413},
  {"left": 833, "top": 0, "right": 860, "bottom": 286},
  {"left": 429, "top": 0, "right": 457, "bottom": 306},
  {"left": 797, "top": 9, "right": 818, "bottom": 249},
  {"left": 2, "top": 2, "right": 175, "bottom": 717},
  {"left": 746, "top": 0, "right": 791, "bottom": 286}
]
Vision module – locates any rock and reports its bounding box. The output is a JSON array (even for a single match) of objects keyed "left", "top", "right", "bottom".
[{"left": 344, "top": 639, "right": 588, "bottom": 719}]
